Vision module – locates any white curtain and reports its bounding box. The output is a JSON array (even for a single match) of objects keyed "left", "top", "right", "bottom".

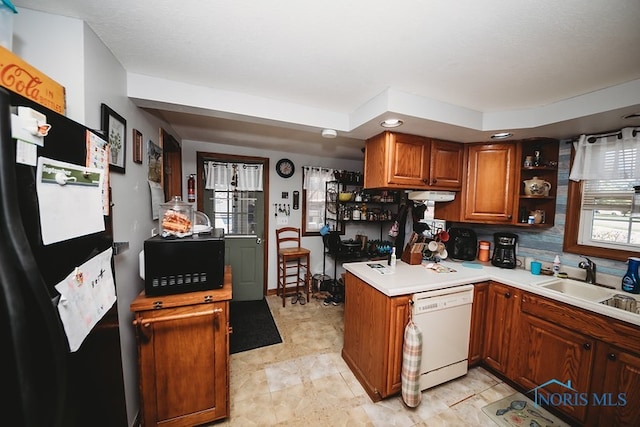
[
  {"left": 569, "top": 127, "right": 640, "bottom": 182},
  {"left": 205, "top": 162, "right": 263, "bottom": 191},
  {"left": 205, "top": 162, "right": 230, "bottom": 190},
  {"left": 303, "top": 166, "right": 335, "bottom": 201},
  {"left": 235, "top": 164, "right": 263, "bottom": 191}
]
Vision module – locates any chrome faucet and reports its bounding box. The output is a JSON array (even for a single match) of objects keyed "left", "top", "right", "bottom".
[{"left": 578, "top": 256, "right": 597, "bottom": 284}]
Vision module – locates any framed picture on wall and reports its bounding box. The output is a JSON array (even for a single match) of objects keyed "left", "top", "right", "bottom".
[
  {"left": 133, "top": 129, "right": 143, "bottom": 164},
  {"left": 101, "top": 103, "right": 127, "bottom": 173}
]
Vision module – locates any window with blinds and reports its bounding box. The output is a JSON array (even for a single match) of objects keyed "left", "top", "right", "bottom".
[
  {"left": 582, "top": 179, "right": 635, "bottom": 214},
  {"left": 579, "top": 179, "right": 639, "bottom": 247}
]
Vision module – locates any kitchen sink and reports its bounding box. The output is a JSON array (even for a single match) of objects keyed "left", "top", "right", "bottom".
[{"left": 540, "top": 279, "right": 615, "bottom": 302}]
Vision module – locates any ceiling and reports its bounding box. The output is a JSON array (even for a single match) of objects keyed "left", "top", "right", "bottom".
[{"left": 14, "top": 0, "right": 640, "bottom": 159}]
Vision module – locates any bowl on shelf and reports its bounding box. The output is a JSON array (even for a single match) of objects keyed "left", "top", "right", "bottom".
[{"left": 339, "top": 192, "right": 354, "bottom": 202}]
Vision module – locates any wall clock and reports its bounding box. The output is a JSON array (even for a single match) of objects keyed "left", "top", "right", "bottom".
[{"left": 276, "top": 158, "right": 295, "bottom": 178}]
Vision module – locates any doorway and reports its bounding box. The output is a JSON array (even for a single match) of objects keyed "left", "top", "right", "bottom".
[
  {"left": 196, "top": 152, "right": 269, "bottom": 301},
  {"left": 161, "top": 128, "right": 182, "bottom": 201}
]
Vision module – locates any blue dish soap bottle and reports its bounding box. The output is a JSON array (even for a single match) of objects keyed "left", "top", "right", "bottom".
[{"left": 621, "top": 257, "right": 640, "bottom": 294}]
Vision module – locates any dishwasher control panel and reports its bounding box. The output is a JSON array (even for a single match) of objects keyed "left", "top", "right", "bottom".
[{"left": 412, "top": 285, "right": 474, "bottom": 314}]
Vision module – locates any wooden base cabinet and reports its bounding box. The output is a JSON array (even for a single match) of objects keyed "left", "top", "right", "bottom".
[
  {"left": 515, "top": 313, "right": 595, "bottom": 424},
  {"left": 342, "top": 272, "right": 411, "bottom": 401},
  {"left": 594, "top": 345, "right": 640, "bottom": 427},
  {"left": 131, "top": 267, "right": 232, "bottom": 427},
  {"left": 483, "top": 282, "right": 521, "bottom": 376},
  {"left": 518, "top": 291, "right": 640, "bottom": 426},
  {"left": 468, "top": 282, "right": 489, "bottom": 366}
]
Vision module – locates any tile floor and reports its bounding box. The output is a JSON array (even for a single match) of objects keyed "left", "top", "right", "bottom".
[{"left": 211, "top": 294, "right": 517, "bottom": 426}]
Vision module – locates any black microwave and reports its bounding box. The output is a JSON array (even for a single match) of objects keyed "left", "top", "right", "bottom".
[{"left": 144, "top": 235, "right": 225, "bottom": 296}]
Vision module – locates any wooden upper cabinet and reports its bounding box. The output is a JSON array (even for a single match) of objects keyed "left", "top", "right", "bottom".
[
  {"left": 363, "top": 131, "right": 463, "bottom": 190},
  {"left": 430, "top": 139, "right": 464, "bottom": 189},
  {"left": 463, "top": 143, "right": 517, "bottom": 223}
]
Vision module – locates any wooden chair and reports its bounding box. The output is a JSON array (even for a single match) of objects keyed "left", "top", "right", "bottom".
[{"left": 276, "top": 227, "right": 310, "bottom": 307}]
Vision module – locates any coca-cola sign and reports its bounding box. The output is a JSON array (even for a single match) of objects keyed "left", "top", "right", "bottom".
[{"left": 0, "top": 46, "right": 66, "bottom": 114}]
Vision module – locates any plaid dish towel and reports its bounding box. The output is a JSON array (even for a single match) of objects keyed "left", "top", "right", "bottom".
[{"left": 401, "top": 318, "right": 422, "bottom": 407}]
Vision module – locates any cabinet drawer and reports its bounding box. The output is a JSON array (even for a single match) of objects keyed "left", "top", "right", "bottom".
[{"left": 522, "top": 292, "right": 640, "bottom": 356}]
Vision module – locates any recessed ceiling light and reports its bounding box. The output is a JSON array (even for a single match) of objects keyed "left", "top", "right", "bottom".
[
  {"left": 623, "top": 112, "right": 640, "bottom": 119},
  {"left": 380, "top": 119, "right": 403, "bottom": 128},
  {"left": 321, "top": 128, "right": 337, "bottom": 138},
  {"left": 491, "top": 132, "right": 513, "bottom": 140}
]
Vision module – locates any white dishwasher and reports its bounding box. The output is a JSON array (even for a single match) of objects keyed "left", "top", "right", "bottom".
[{"left": 412, "top": 284, "right": 474, "bottom": 390}]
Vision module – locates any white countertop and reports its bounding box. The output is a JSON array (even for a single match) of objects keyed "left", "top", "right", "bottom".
[{"left": 343, "top": 259, "right": 640, "bottom": 327}]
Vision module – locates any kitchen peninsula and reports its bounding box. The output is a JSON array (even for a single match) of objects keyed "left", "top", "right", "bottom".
[{"left": 342, "top": 260, "right": 640, "bottom": 426}]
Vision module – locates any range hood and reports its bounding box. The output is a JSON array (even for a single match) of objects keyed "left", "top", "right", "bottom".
[{"left": 408, "top": 190, "right": 456, "bottom": 202}]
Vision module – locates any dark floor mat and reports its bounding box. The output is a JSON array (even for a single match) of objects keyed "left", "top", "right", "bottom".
[{"left": 229, "top": 298, "right": 282, "bottom": 354}]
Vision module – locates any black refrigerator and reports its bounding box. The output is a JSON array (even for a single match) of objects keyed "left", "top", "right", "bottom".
[{"left": 0, "top": 88, "right": 127, "bottom": 426}]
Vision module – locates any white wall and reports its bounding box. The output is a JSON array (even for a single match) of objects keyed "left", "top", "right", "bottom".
[
  {"left": 12, "top": 10, "right": 85, "bottom": 121},
  {"left": 181, "top": 139, "right": 369, "bottom": 289},
  {"left": 14, "top": 8, "right": 174, "bottom": 427}
]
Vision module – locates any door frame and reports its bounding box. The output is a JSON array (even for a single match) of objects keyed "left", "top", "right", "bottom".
[{"left": 196, "top": 151, "right": 270, "bottom": 297}]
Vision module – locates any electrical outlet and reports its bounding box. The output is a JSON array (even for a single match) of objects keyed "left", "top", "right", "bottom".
[{"left": 277, "top": 216, "right": 288, "bottom": 225}]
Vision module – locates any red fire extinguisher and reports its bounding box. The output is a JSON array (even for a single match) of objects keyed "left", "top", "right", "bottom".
[{"left": 187, "top": 174, "right": 195, "bottom": 202}]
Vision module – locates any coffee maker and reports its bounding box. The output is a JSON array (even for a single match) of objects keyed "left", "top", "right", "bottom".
[{"left": 491, "top": 232, "right": 518, "bottom": 269}]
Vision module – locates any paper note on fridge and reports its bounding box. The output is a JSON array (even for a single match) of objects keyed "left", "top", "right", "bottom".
[
  {"left": 55, "top": 248, "right": 116, "bottom": 352},
  {"left": 36, "top": 157, "right": 105, "bottom": 245}
]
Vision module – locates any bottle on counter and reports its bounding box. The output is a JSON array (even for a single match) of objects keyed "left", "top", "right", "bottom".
[
  {"left": 622, "top": 257, "right": 640, "bottom": 294},
  {"left": 553, "top": 255, "right": 561, "bottom": 276},
  {"left": 389, "top": 247, "right": 397, "bottom": 268}
]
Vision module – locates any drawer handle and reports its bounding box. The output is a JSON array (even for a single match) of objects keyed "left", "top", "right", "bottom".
[
  {"left": 505, "top": 292, "right": 511, "bottom": 298},
  {"left": 583, "top": 343, "right": 591, "bottom": 350},
  {"left": 608, "top": 353, "right": 617, "bottom": 361}
]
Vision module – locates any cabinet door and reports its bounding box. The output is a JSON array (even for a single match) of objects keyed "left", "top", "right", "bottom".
[
  {"left": 387, "top": 295, "right": 411, "bottom": 396},
  {"left": 137, "top": 302, "right": 228, "bottom": 426},
  {"left": 387, "top": 133, "right": 430, "bottom": 187},
  {"left": 429, "top": 139, "right": 464, "bottom": 189},
  {"left": 483, "top": 282, "right": 518, "bottom": 374},
  {"left": 468, "top": 282, "right": 489, "bottom": 366},
  {"left": 595, "top": 346, "right": 640, "bottom": 426},
  {"left": 516, "top": 313, "right": 595, "bottom": 424},
  {"left": 464, "top": 143, "right": 516, "bottom": 223}
]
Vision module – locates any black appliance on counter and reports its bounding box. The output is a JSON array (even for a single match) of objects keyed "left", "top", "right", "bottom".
[
  {"left": 144, "top": 234, "right": 225, "bottom": 296},
  {"left": 491, "top": 232, "right": 518, "bottom": 269},
  {"left": 445, "top": 227, "right": 478, "bottom": 261},
  {"left": 0, "top": 89, "right": 127, "bottom": 426}
]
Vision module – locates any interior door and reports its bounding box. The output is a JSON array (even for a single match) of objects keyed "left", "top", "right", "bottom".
[{"left": 196, "top": 153, "right": 268, "bottom": 301}]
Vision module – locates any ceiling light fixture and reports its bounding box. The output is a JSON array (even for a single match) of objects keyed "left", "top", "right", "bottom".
[
  {"left": 380, "top": 119, "right": 403, "bottom": 128},
  {"left": 321, "top": 128, "right": 337, "bottom": 138},
  {"left": 490, "top": 132, "right": 513, "bottom": 140}
]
